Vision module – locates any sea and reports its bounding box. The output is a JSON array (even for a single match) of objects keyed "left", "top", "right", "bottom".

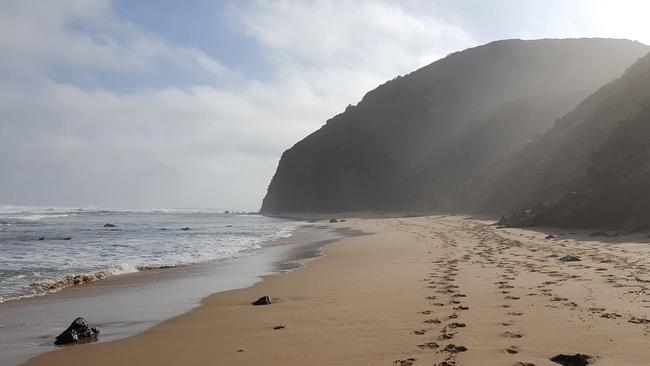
[
  {"left": 0, "top": 205, "right": 329, "bottom": 365},
  {"left": 0, "top": 205, "right": 302, "bottom": 303}
]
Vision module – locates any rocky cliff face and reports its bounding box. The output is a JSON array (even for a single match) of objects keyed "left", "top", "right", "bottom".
[
  {"left": 261, "top": 38, "right": 649, "bottom": 215},
  {"left": 477, "top": 52, "right": 650, "bottom": 217},
  {"left": 492, "top": 53, "right": 650, "bottom": 228}
]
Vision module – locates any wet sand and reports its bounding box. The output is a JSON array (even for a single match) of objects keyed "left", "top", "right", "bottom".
[{"left": 24, "top": 216, "right": 650, "bottom": 365}]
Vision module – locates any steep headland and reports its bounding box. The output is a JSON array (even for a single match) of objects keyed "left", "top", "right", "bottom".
[{"left": 261, "top": 38, "right": 649, "bottom": 219}]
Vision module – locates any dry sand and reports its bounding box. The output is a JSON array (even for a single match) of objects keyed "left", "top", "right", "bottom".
[{"left": 24, "top": 216, "right": 650, "bottom": 366}]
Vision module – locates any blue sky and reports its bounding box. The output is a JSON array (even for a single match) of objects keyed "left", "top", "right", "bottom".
[{"left": 1, "top": 0, "right": 650, "bottom": 210}]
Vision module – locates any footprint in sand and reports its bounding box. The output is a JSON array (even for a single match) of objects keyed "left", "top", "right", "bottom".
[
  {"left": 506, "top": 346, "right": 521, "bottom": 354},
  {"left": 439, "top": 332, "right": 454, "bottom": 340},
  {"left": 441, "top": 344, "right": 468, "bottom": 353},
  {"left": 502, "top": 331, "right": 524, "bottom": 338},
  {"left": 394, "top": 358, "right": 416, "bottom": 366},
  {"left": 417, "top": 341, "right": 439, "bottom": 349}
]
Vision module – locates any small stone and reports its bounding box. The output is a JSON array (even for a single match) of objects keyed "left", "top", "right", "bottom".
[
  {"left": 550, "top": 353, "right": 592, "bottom": 366},
  {"left": 559, "top": 255, "right": 581, "bottom": 262},
  {"left": 252, "top": 296, "right": 272, "bottom": 305}
]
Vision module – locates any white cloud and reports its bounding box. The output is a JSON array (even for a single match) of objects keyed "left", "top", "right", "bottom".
[
  {"left": 0, "top": 0, "right": 231, "bottom": 78},
  {"left": 238, "top": 0, "right": 473, "bottom": 72},
  {"left": 0, "top": 0, "right": 475, "bottom": 210}
]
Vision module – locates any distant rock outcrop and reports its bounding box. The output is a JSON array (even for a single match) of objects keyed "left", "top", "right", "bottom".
[{"left": 261, "top": 38, "right": 649, "bottom": 215}]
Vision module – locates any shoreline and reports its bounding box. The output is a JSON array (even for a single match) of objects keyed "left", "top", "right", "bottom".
[
  {"left": 0, "top": 223, "right": 352, "bottom": 366},
  {"left": 20, "top": 216, "right": 650, "bottom": 365}
]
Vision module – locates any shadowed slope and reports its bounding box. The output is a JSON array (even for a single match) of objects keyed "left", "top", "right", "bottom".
[{"left": 261, "top": 38, "right": 649, "bottom": 214}]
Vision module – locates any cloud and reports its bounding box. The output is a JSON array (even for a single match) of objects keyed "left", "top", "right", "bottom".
[
  {"left": 237, "top": 0, "right": 472, "bottom": 71},
  {"left": 0, "top": 0, "right": 474, "bottom": 210},
  {"left": 0, "top": 0, "right": 231, "bottom": 79}
]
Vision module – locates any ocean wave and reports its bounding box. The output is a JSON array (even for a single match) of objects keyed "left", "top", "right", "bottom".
[
  {"left": 1, "top": 214, "right": 71, "bottom": 221},
  {"left": 0, "top": 214, "right": 303, "bottom": 303},
  {"left": 0, "top": 204, "right": 240, "bottom": 215},
  {"left": 0, "top": 264, "right": 142, "bottom": 303}
]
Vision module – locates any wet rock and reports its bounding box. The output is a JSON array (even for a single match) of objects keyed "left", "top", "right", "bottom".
[
  {"left": 63, "top": 237, "right": 72, "bottom": 241},
  {"left": 226, "top": 225, "right": 233, "bottom": 227},
  {"left": 54, "top": 317, "right": 99, "bottom": 346},
  {"left": 38, "top": 237, "right": 45, "bottom": 241},
  {"left": 559, "top": 255, "right": 581, "bottom": 262},
  {"left": 252, "top": 296, "right": 272, "bottom": 305},
  {"left": 180, "top": 227, "right": 191, "bottom": 231},
  {"left": 550, "top": 353, "right": 592, "bottom": 366},
  {"left": 329, "top": 218, "right": 338, "bottom": 223},
  {"left": 103, "top": 223, "right": 116, "bottom": 228},
  {"left": 545, "top": 234, "right": 557, "bottom": 239}
]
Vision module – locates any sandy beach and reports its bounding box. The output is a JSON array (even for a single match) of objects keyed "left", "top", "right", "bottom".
[{"left": 24, "top": 216, "right": 650, "bottom": 366}]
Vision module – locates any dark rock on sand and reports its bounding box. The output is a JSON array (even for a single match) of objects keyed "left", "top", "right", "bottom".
[
  {"left": 180, "top": 227, "right": 191, "bottom": 231},
  {"left": 252, "top": 296, "right": 272, "bottom": 305},
  {"left": 559, "top": 255, "right": 581, "bottom": 262},
  {"left": 545, "top": 234, "right": 557, "bottom": 239},
  {"left": 103, "top": 223, "right": 117, "bottom": 228},
  {"left": 329, "top": 219, "right": 338, "bottom": 223},
  {"left": 54, "top": 317, "right": 99, "bottom": 346},
  {"left": 273, "top": 325, "right": 285, "bottom": 330},
  {"left": 550, "top": 353, "right": 592, "bottom": 366}
]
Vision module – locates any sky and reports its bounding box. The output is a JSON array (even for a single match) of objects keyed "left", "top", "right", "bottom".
[{"left": 1, "top": 0, "right": 650, "bottom": 211}]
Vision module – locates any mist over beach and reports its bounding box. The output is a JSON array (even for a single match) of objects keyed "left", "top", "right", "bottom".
[{"left": 2, "top": 1, "right": 650, "bottom": 366}]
